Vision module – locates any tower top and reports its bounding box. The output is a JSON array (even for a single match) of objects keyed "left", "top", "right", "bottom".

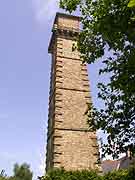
[
  {"left": 54, "top": 12, "right": 80, "bottom": 25},
  {"left": 48, "top": 13, "right": 80, "bottom": 53}
]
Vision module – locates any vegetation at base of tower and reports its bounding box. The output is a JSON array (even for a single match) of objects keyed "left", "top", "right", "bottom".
[
  {"left": 59, "top": 0, "right": 135, "bottom": 158},
  {"left": 0, "top": 163, "right": 33, "bottom": 180},
  {"left": 39, "top": 166, "right": 135, "bottom": 180}
]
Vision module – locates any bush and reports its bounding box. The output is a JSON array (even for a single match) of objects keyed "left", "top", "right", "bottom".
[
  {"left": 40, "top": 166, "right": 135, "bottom": 180},
  {"left": 41, "top": 169, "right": 101, "bottom": 180}
]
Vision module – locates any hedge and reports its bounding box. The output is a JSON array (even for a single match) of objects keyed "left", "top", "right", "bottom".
[{"left": 40, "top": 166, "right": 135, "bottom": 180}]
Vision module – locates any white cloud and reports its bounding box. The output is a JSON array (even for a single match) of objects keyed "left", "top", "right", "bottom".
[{"left": 32, "top": 0, "right": 59, "bottom": 24}]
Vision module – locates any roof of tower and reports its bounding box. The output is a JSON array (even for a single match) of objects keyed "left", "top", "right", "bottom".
[
  {"left": 54, "top": 12, "right": 81, "bottom": 25},
  {"left": 48, "top": 12, "right": 80, "bottom": 53}
]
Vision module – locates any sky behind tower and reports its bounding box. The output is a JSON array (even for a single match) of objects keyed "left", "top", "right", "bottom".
[{"left": 0, "top": 0, "right": 101, "bottom": 178}]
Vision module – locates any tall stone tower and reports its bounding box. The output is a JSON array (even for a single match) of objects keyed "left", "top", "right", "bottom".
[{"left": 46, "top": 13, "right": 99, "bottom": 171}]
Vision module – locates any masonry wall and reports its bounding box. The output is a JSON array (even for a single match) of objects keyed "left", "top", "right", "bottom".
[{"left": 46, "top": 13, "right": 99, "bottom": 172}]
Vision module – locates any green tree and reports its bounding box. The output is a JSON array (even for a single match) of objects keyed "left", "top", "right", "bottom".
[
  {"left": 0, "top": 163, "right": 32, "bottom": 180},
  {"left": 59, "top": 0, "right": 135, "bottom": 158},
  {"left": 0, "top": 170, "right": 7, "bottom": 180},
  {"left": 13, "top": 163, "right": 33, "bottom": 180},
  {"left": 39, "top": 167, "right": 135, "bottom": 180},
  {"left": 128, "top": 0, "right": 135, "bottom": 7}
]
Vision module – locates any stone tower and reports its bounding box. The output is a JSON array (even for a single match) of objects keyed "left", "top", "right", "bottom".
[{"left": 46, "top": 13, "right": 99, "bottom": 171}]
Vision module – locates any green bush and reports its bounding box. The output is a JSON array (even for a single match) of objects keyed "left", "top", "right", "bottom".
[
  {"left": 40, "top": 166, "right": 135, "bottom": 180},
  {"left": 41, "top": 169, "right": 101, "bottom": 180}
]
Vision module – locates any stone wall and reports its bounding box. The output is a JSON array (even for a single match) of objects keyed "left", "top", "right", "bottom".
[{"left": 46, "top": 13, "right": 99, "bottom": 172}]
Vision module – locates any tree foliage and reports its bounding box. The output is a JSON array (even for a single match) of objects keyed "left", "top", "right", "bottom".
[
  {"left": 0, "top": 163, "right": 33, "bottom": 180},
  {"left": 0, "top": 170, "right": 8, "bottom": 180},
  {"left": 59, "top": 0, "right": 135, "bottom": 158},
  {"left": 40, "top": 167, "right": 135, "bottom": 180},
  {"left": 128, "top": 0, "right": 135, "bottom": 7},
  {"left": 13, "top": 163, "right": 33, "bottom": 180}
]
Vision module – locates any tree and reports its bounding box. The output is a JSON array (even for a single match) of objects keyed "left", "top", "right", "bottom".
[
  {"left": 39, "top": 167, "right": 135, "bottom": 180},
  {"left": 0, "top": 170, "right": 7, "bottom": 180},
  {"left": 13, "top": 163, "right": 33, "bottom": 180},
  {"left": 59, "top": 0, "right": 135, "bottom": 158},
  {"left": 0, "top": 163, "right": 33, "bottom": 180},
  {"left": 128, "top": 0, "right": 135, "bottom": 7}
]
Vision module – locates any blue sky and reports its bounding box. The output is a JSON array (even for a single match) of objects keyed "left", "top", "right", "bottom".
[{"left": 0, "top": 0, "right": 101, "bottom": 178}]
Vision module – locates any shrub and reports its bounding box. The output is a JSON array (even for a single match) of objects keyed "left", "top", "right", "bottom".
[{"left": 40, "top": 166, "right": 135, "bottom": 180}]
